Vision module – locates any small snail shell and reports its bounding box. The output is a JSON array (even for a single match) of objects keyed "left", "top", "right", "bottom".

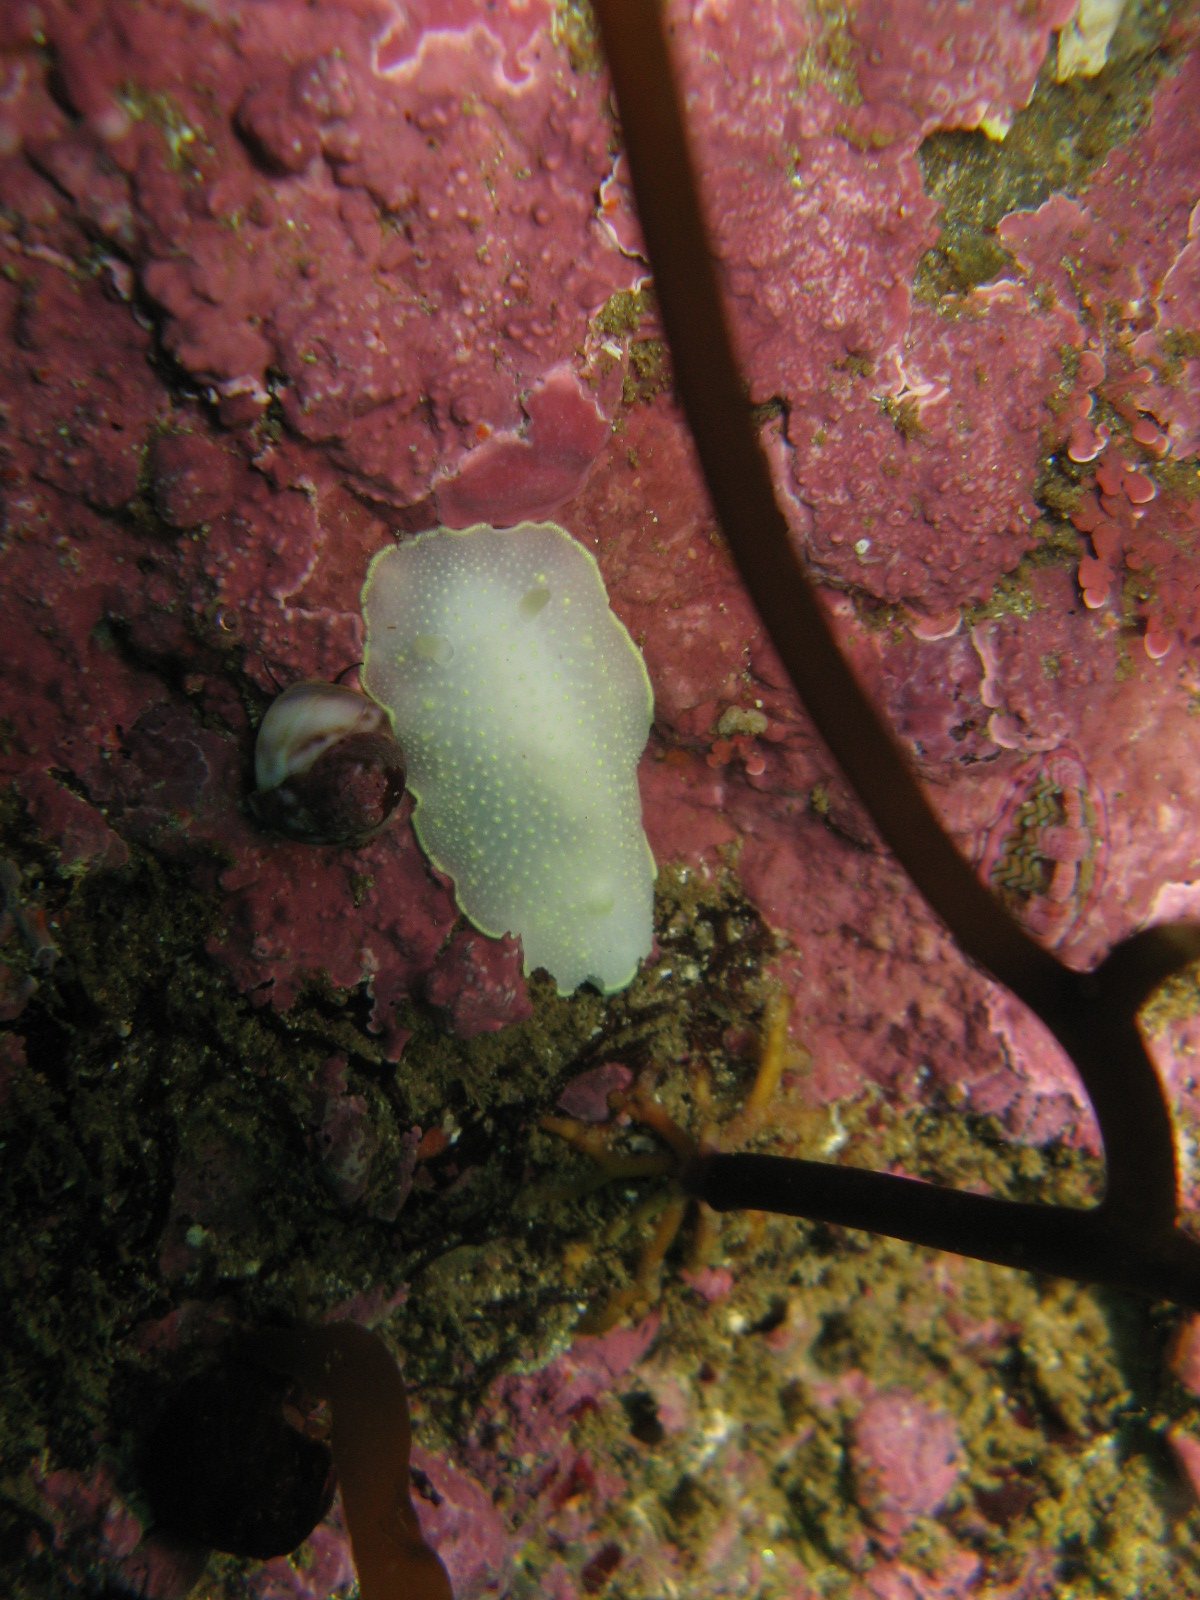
[{"left": 250, "top": 681, "right": 406, "bottom": 846}]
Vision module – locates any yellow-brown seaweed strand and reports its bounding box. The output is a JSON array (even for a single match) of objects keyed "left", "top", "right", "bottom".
[{"left": 246, "top": 1323, "right": 453, "bottom": 1600}]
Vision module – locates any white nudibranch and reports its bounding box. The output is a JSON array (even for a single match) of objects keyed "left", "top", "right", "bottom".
[{"left": 361, "top": 521, "right": 656, "bottom": 995}]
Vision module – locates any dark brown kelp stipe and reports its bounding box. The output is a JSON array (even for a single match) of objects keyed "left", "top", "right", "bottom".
[{"left": 590, "top": 0, "right": 1200, "bottom": 1308}]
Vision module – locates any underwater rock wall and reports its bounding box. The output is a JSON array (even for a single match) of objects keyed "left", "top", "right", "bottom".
[
  {"left": 3, "top": 2, "right": 1200, "bottom": 1597},
  {"left": 1, "top": 0, "right": 1198, "bottom": 1079}
]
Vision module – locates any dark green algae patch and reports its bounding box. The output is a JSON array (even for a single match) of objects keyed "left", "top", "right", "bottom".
[
  {"left": 915, "top": 0, "right": 1182, "bottom": 303},
  {"left": 3, "top": 805, "right": 1200, "bottom": 1597}
]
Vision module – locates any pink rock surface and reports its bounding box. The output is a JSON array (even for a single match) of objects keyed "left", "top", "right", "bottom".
[
  {"left": 1169, "top": 1428, "right": 1200, "bottom": 1512},
  {"left": 1170, "top": 1315, "right": 1200, "bottom": 1398},
  {"left": 850, "top": 1388, "right": 963, "bottom": 1546},
  {"left": 4, "top": 0, "right": 1194, "bottom": 1077},
  {"left": 424, "top": 928, "right": 534, "bottom": 1038},
  {"left": 556, "top": 1061, "right": 635, "bottom": 1123},
  {"left": 999, "top": 44, "right": 1200, "bottom": 654},
  {"left": 845, "top": 0, "right": 1077, "bottom": 137},
  {"left": 601, "top": 0, "right": 1087, "bottom": 616},
  {"left": 3, "top": 4, "right": 1200, "bottom": 1596}
]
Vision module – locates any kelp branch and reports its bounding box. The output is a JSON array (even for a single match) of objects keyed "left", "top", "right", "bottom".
[
  {"left": 590, "top": 0, "right": 1200, "bottom": 1307},
  {"left": 244, "top": 1323, "right": 453, "bottom": 1600}
]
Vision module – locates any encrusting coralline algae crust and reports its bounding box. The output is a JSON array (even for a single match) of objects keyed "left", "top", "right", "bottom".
[{"left": 3, "top": 0, "right": 1200, "bottom": 1596}]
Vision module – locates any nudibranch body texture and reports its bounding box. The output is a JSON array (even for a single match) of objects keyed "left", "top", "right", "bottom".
[{"left": 361, "top": 521, "right": 655, "bottom": 994}]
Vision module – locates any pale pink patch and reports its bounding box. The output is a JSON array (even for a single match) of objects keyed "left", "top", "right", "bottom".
[
  {"left": 908, "top": 607, "right": 962, "bottom": 641},
  {"left": 1144, "top": 629, "right": 1174, "bottom": 661},
  {"left": 1123, "top": 468, "right": 1157, "bottom": 504},
  {"left": 1066, "top": 416, "right": 1109, "bottom": 462}
]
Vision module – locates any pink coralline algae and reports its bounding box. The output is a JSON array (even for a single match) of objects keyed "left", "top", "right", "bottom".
[
  {"left": 975, "top": 748, "right": 1104, "bottom": 945},
  {"left": 999, "top": 44, "right": 1200, "bottom": 659},
  {"left": 443, "top": 1317, "right": 663, "bottom": 1594},
  {"left": 434, "top": 364, "right": 616, "bottom": 528},
  {"left": 307, "top": 1054, "right": 421, "bottom": 1218},
  {"left": 599, "top": 0, "right": 1088, "bottom": 615},
  {"left": 256, "top": 1522, "right": 357, "bottom": 1600},
  {"left": 779, "top": 289, "right": 1078, "bottom": 610},
  {"left": 423, "top": 928, "right": 534, "bottom": 1039},
  {"left": 556, "top": 1061, "right": 636, "bottom": 1124},
  {"left": 149, "top": 431, "right": 239, "bottom": 530},
  {"left": 27, "top": 1462, "right": 205, "bottom": 1600},
  {"left": 845, "top": 0, "right": 1079, "bottom": 139},
  {"left": 62, "top": 0, "right": 631, "bottom": 506},
  {"left": 3, "top": 0, "right": 1196, "bottom": 1070},
  {"left": 0, "top": 0, "right": 642, "bottom": 1039},
  {"left": 849, "top": 1388, "right": 963, "bottom": 1549},
  {"left": 1067, "top": 446, "right": 1199, "bottom": 660},
  {"left": 211, "top": 821, "right": 457, "bottom": 1050},
  {"left": 4, "top": 3, "right": 1200, "bottom": 1598}
]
